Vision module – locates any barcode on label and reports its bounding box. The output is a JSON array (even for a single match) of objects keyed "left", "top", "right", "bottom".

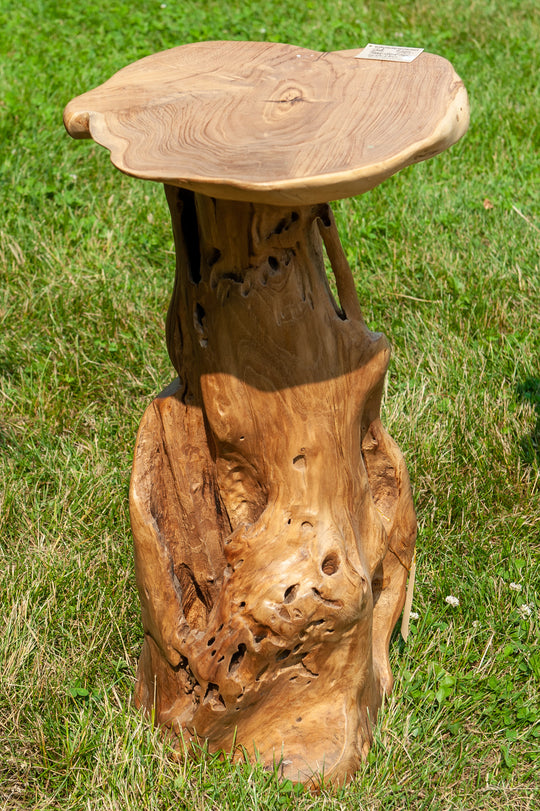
[{"left": 356, "top": 44, "right": 424, "bottom": 63}]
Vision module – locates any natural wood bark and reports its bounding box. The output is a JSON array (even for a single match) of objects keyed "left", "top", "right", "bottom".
[{"left": 130, "top": 189, "right": 416, "bottom": 785}]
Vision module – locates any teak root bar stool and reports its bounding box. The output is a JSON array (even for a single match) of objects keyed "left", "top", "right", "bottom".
[{"left": 64, "top": 41, "right": 469, "bottom": 786}]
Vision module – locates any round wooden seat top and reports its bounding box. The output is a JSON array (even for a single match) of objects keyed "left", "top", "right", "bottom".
[{"left": 64, "top": 41, "right": 469, "bottom": 205}]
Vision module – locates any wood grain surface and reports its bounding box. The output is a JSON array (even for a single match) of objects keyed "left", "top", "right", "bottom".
[
  {"left": 130, "top": 190, "right": 417, "bottom": 785},
  {"left": 64, "top": 41, "right": 469, "bottom": 204}
]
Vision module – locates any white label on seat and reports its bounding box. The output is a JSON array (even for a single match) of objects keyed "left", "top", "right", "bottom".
[{"left": 356, "top": 44, "right": 424, "bottom": 62}]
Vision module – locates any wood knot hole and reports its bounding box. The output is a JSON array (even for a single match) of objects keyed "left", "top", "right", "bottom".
[
  {"left": 321, "top": 553, "right": 340, "bottom": 576},
  {"left": 283, "top": 584, "right": 299, "bottom": 603},
  {"left": 203, "top": 683, "right": 225, "bottom": 708},
  {"left": 228, "top": 643, "right": 246, "bottom": 674}
]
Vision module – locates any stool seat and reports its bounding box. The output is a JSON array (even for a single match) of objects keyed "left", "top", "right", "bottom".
[{"left": 64, "top": 41, "right": 468, "bottom": 204}]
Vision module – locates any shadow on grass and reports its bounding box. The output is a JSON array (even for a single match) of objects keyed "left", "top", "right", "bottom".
[{"left": 516, "top": 377, "right": 540, "bottom": 465}]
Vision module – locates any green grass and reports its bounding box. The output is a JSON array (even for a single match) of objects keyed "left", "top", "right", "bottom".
[{"left": 1, "top": 0, "right": 539, "bottom": 808}]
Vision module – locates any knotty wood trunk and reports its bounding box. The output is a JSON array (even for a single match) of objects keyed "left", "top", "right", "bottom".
[{"left": 130, "top": 187, "right": 416, "bottom": 785}]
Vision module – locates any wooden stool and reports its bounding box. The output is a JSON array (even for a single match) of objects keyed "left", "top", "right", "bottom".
[{"left": 64, "top": 41, "right": 468, "bottom": 786}]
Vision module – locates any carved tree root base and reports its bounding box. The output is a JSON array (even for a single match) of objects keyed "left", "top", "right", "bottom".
[{"left": 130, "top": 188, "right": 416, "bottom": 786}]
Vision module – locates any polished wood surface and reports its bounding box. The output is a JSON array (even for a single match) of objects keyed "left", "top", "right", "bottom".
[
  {"left": 64, "top": 41, "right": 469, "bottom": 204},
  {"left": 130, "top": 192, "right": 417, "bottom": 784}
]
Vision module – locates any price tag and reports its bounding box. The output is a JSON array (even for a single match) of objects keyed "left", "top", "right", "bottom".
[{"left": 356, "top": 44, "right": 424, "bottom": 63}]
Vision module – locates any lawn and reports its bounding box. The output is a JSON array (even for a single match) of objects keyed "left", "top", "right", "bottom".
[{"left": 1, "top": 0, "right": 539, "bottom": 809}]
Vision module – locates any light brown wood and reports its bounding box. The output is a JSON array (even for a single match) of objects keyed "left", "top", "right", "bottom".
[
  {"left": 64, "top": 41, "right": 468, "bottom": 787},
  {"left": 130, "top": 191, "right": 417, "bottom": 784},
  {"left": 63, "top": 41, "right": 469, "bottom": 205}
]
